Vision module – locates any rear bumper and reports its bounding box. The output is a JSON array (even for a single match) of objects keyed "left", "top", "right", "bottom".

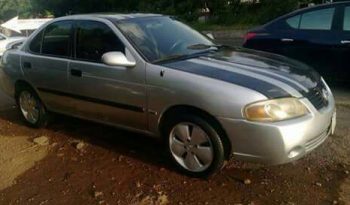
[{"left": 218, "top": 91, "right": 335, "bottom": 165}]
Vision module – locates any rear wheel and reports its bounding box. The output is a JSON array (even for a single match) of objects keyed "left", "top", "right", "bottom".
[
  {"left": 164, "top": 114, "right": 225, "bottom": 177},
  {"left": 16, "top": 86, "right": 49, "bottom": 128}
]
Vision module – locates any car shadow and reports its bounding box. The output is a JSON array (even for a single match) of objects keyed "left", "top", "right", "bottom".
[{"left": 0, "top": 107, "right": 175, "bottom": 172}]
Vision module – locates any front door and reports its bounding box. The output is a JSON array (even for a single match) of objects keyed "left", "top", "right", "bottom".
[{"left": 68, "top": 20, "right": 147, "bottom": 130}]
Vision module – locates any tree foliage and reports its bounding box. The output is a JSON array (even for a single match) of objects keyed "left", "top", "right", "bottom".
[
  {"left": 0, "top": 0, "right": 331, "bottom": 25},
  {"left": 0, "top": 0, "right": 33, "bottom": 21}
]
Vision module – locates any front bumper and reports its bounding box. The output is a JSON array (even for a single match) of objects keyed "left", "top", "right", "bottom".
[{"left": 218, "top": 92, "right": 336, "bottom": 165}]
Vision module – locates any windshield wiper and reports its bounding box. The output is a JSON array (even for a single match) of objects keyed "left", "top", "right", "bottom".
[
  {"left": 153, "top": 46, "right": 224, "bottom": 64},
  {"left": 153, "top": 49, "right": 214, "bottom": 64},
  {"left": 187, "top": 43, "right": 223, "bottom": 50},
  {"left": 152, "top": 54, "right": 188, "bottom": 64}
]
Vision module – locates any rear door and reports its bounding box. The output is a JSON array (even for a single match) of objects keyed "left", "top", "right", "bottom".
[
  {"left": 244, "top": 12, "right": 307, "bottom": 56},
  {"left": 21, "top": 20, "right": 73, "bottom": 111},
  {"left": 68, "top": 20, "right": 147, "bottom": 130},
  {"left": 271, "top": 15, "right": 305, "bottom": 58},
  {"left": 253, "top": 6, "right": 339, "bottom": 80},
  {"left": 293, "top": 6, "right": 339, "bottom": 80}
]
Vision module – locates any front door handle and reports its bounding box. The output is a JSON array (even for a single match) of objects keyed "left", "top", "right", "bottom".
[
  {"left": 281, "top": 38, "right": 294, "bottom": 42},
  {"left": 70, "top": 69, "right": 82, "bottom": 77},
  {"left": 341, "top": 40, "right": 350, "bottom": 44},
  {"left": 23, "top": 62, "right": 31, "bottom": 69}
]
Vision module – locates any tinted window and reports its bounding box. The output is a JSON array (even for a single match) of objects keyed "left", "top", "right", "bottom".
[
  {"left": 76, "top": 21, "right": 124, "bottom": 62},
  {"left": 344, "top": 7, "right": 350, "bottom": 31},
  {"left": 42, "top": 21, "right": 72, "bottom": 57},
  {"left": 300, "top": 8, "right": 335, "bottom": 30},
  {"left": 29, "top": 30, "right": 44, "bottom": 53},
  {"left": 286, "top": 15, "right": 301, "bottom": 29}
]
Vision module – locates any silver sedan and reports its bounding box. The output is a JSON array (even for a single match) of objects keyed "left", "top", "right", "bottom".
[{"left": 0, "top": 14, "right": 336, "bottom": 177}]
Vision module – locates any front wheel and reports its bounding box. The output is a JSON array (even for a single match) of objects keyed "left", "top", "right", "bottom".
[
  {"left": 16, "top": 86, "right": 49, "bottom": 128},
  {"left": 164, "top": 115, "right": 225, "bottom": 177}
]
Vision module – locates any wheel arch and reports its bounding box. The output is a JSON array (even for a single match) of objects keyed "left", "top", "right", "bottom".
[
  {"left": 158, "top": 105, "right": 232, "bottom": 160},
  {"left": 14, "top": 79, "right": 49, "bottom": 128},
  {"left": 14, "top": 80, "right": 35, "bottom": 98},
  {"left": 14, "top": 80, "right": 44, "bottom": 107}
]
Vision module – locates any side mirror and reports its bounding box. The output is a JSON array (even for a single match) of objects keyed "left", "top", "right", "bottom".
[
  {"left": 102, "top": 51, "right": 136, "bottom": 67},
  {"left": 206, "top": 33, "right": 215, "bottom": 40}
]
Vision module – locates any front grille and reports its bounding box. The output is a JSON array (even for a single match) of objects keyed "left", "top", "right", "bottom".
[{"left": 304, "top": 83, "right": 329, "bottom": 110}]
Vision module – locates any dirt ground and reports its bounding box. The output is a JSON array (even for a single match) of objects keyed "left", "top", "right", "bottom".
[{"left": 0, "top": 87, "right": 349, "bottom": 205}]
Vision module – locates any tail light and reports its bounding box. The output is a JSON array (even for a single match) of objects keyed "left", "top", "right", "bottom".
[{"left": 243, "top": 32, "right": 257, "bottom": 45}]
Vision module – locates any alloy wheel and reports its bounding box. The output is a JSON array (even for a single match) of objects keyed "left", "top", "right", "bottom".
[
  {"left": 19, "top": 90, "right": 40, "bottom": 124},
  {"left": 169, "top": 122, "right": 214, "bottom": 172}
]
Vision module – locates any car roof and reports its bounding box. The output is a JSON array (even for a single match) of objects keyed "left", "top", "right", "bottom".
[{"left": 55, "top": 13, "right": 164, "bottom": 21}]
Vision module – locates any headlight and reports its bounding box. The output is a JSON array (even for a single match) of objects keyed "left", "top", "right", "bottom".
[{"left": 244, "top": 98, "right": 309, "bottom": 122}]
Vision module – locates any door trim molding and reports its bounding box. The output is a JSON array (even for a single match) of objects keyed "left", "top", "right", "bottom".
[{"left": 37, "top": 87, "right": 145, "bottom": 113}]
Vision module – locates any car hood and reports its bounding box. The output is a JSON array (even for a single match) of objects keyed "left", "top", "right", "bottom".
[{"left": 163, "top": 47, "right": 321, "bottom": 99}]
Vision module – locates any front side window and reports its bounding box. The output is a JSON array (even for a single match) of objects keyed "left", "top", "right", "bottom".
[
  {"left": 76, "top": 21, "right": 124, "bottom": 62},
  {"left": 344, "top": 7, "right": 350, "bottom": 31},
  {"left": 42, "top": 21, "right": 73, "bottom": 57},
  {"left": 29, "top": 30, "right": 44, "bottom": 53},
  {"left": 299, "top": 8, "right": 335, "bottom": 30}
]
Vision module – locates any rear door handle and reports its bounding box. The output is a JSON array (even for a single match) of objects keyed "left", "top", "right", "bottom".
[
  {"left": 341, "top": 40, "right": 350, "bottom": 44},
  {"left": 70, "top": 69, "right": 82, "bottom": 77},
  {"left": 23, "top": 62, "right": 31, "bottom": 69},
  {"left": 281, "top": 38, "right": 294, "bottom": 42}
]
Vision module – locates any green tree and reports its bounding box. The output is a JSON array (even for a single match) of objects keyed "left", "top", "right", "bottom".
[
  {"left": 28, "top": 0, "right": 329, "bottom": 26},
  {"left": 0, "top": 0, "right": 33, "bottom": 21}
]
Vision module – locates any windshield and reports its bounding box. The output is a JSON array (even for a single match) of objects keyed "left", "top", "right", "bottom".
[{"left": 116, "top": 16, "right": 215, "bottom": 63}]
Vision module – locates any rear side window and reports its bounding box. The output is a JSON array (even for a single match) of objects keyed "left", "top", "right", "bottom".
[
  {"left": 286, "top": 15, "right": 301, "bottom": 29},
  {"left": 299, "top": 8, "right": 335, "bottom": 30},
  {"left": 344, "top": 7, "right": 350, "bottom": 31},
  {"left": 29, "top": 30, "right": 44, "bottom": 53},
  {"left": 42, "top": 21, "right": 73, "bottom": 57},
  {"left": 76, "top": 21, "right": 124, "bottom": 62}
]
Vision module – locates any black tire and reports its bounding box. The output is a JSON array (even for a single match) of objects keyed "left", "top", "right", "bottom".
[
  {"left": 163, "top": 114, "right": 225, "bottom": 178},
  {"left": 15, "top": 85, "right": 49, "bottom": 128}
]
